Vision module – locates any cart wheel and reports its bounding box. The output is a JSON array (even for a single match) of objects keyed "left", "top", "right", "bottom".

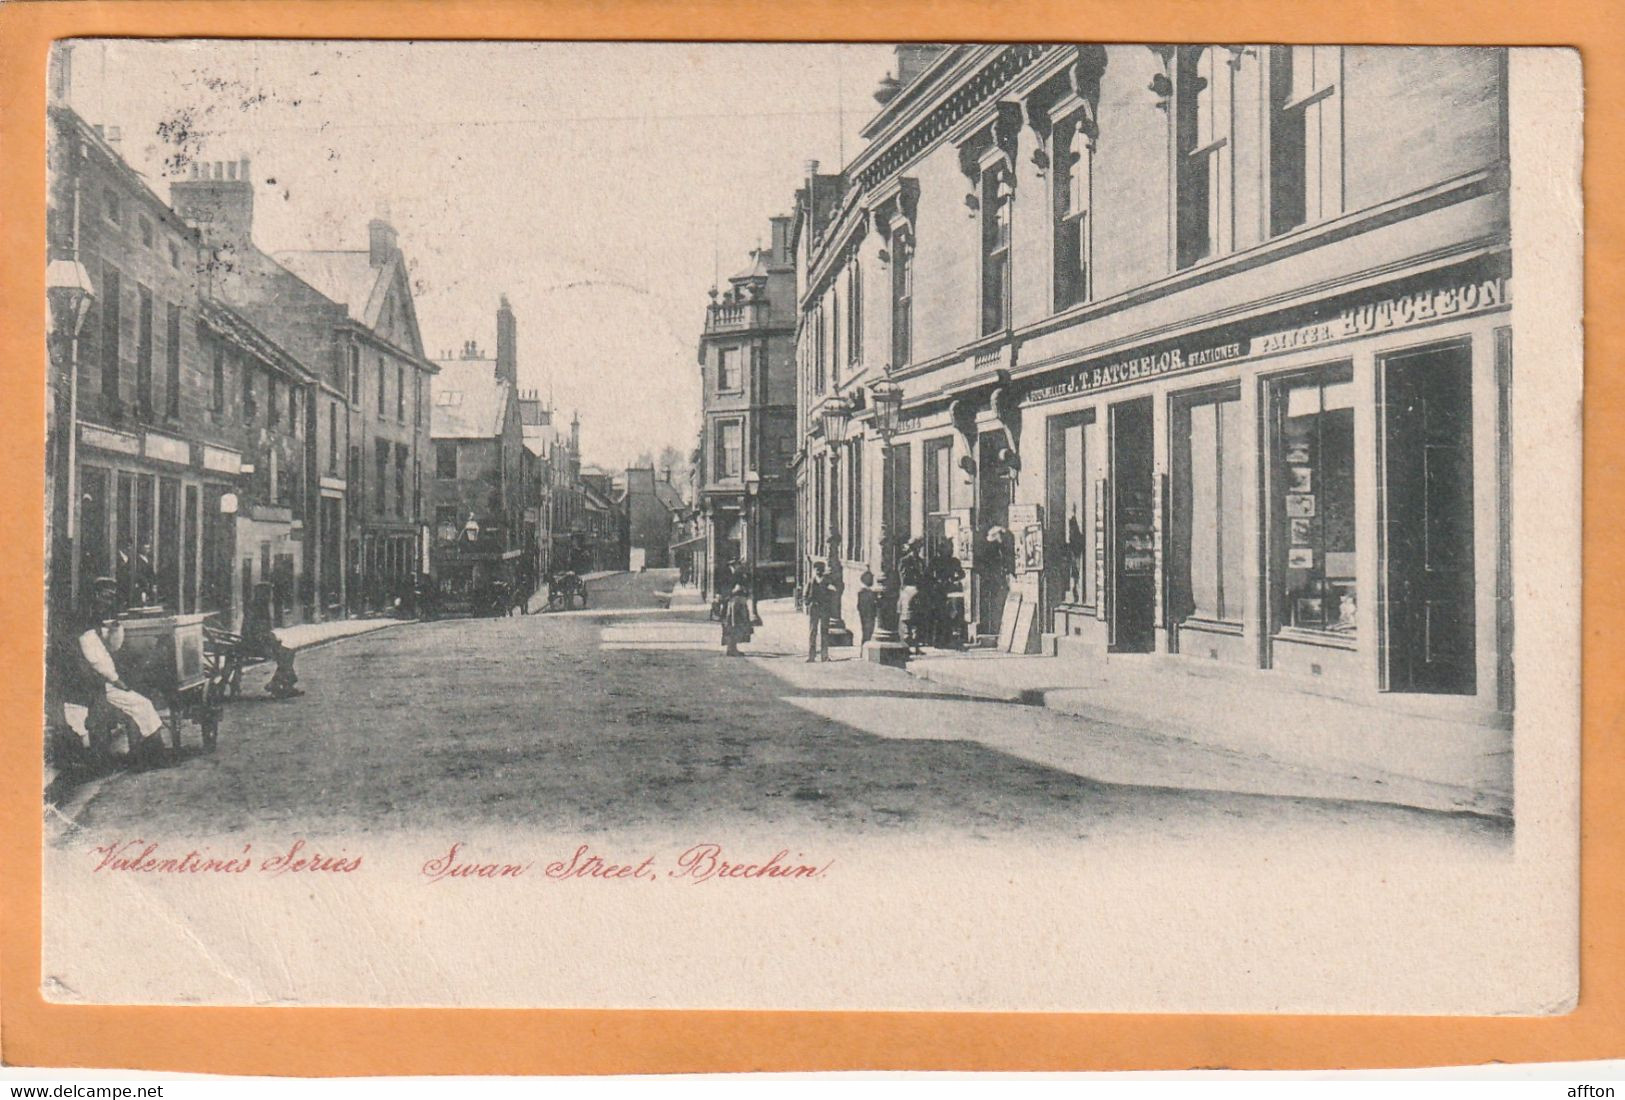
[{"left": 201, "top": 712, "right": 219, "bottom": 751}]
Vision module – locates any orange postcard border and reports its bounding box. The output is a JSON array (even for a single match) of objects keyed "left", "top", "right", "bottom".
[{"left": 0, "top": 0, "right": 1619, "bottom": 1075}]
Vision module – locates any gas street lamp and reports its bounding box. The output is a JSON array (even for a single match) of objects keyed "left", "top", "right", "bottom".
[
  {"left": 47, "top": 259, "right": 94, "bottom": 608},
  {"left": 863, "top": 378, "right": 910, "bottom": 666},
  {"left": 744, "top": 468, "right": 762, "bottom": 624}
]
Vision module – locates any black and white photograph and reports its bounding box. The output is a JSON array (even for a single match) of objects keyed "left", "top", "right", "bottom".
[{"left": 38, "top": 39, "right": 1581, "bottom": 1014}]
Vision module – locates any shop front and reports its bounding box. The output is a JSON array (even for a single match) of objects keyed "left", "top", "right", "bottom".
[
  {"left": 1027, "top": 255, "right": 1512, "bottom": 714},
  {"left": 72, "top": 425, "right": 245, "bottom": 626}
]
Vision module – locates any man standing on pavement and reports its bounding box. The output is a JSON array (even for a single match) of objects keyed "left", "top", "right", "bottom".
[{"left": 803, "top": 561, "right": 834, "bottom": 662}]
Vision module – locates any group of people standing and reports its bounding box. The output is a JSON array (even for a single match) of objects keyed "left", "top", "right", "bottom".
[
  {"left": 895, "top": 537, "right": 967, "bottom": 654},
  {"left": 716, "top": 541, "right": 966, "bottom": 662}
]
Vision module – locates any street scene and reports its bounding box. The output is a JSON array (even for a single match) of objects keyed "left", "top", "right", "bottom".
[{"left": 37, "top": 39, "right": 1581, "bottom": 1016}]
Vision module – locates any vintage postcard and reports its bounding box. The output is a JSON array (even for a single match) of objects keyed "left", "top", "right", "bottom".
[{"left": 35, "top": 38, "right": 1581, "bottom": 1018}]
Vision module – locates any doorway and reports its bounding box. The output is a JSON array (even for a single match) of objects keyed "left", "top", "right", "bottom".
[
  {"left": 976, "top": 428, "right": 1012, "bottom": 634},
  {"left": 1383, "top": 342, "right": 1477, "bottom": 693},
  {"left": 1109, "top": 398, "right": 1155, "bottom": 652}
]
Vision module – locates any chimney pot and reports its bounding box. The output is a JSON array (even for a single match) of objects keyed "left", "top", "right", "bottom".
[{"left": 804, "top": 159, "right": 820, "bottom": 175}]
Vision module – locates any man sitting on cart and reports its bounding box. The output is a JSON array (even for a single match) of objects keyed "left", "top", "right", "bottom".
[
  {"left": 58, "top": 577, "right": 172, "bottom": 768},
  {"left": 242, "top": 582, "right": 301, "bottom": 698}
]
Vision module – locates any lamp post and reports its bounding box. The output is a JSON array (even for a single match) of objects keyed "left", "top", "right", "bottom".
[
  {"left": 819, "top": 396, "right": 855, "bottom": 646},
  {"left": 744, "top": 468, "right": 762, "bottom": 624},
  {"left": 863, "top": 378, "right": 910, "bottom": 666},
  {"left": 47, "top": 259, "right": 94, "bottom": 610}
]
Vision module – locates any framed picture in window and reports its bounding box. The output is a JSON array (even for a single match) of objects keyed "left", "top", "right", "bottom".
[
  {"left": 1290, "top": 517, "right": 1314, "bottom": 545},
  {"left": 1284, "top": 442, "right": 1311, "bottom": 464},
  {"left": 1288, "top": 547, "right": 1315, "bottom": 569},
  {"left": 1288, "top": 466, "right": 1313, "bottom": 492},
  {"left": 1286, "top": 493, "right": 1316, "bottom": 518}
]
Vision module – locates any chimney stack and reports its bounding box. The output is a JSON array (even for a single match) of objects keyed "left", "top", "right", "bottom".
[
  {"left": 170, "top": 155, "right": 255, "bottom": 247},
  {"left": 495, "top": 294, "right": 517, "bottom": 386},
  {"left": 368, "top": 218, "right": 398, "bottom": 267}
]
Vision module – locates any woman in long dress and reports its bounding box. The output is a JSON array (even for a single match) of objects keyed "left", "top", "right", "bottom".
[{"left": 721, "top": 585, "right": 754, "bottom": 657}]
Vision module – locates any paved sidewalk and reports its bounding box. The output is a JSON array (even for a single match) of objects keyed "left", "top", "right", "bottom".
[
  {"left": 273, "top": 616, "right": 404, "bottom": 651},
  {"left": 904, "top": 646, "right": 1512, "bottom": 819},
  {"left": 745, "top": 598, "right": 1510, "bottom": 818}
]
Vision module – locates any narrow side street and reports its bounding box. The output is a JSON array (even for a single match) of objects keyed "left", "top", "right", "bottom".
[{"left": 55, "top": 569, "right": 1508, "bottom": 850}]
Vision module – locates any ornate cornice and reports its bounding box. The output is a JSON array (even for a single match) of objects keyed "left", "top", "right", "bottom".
[{"left": 856, "top": 45, "right": 1051, "bottom": 194}]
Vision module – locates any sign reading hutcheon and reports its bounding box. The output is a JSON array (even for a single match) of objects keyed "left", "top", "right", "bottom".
[{"left": 1021, "top": 274, "right": 1510, "bottom": 407}]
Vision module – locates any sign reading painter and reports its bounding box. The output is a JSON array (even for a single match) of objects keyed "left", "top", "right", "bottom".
[{"left": 1022, "top": 274, "right": 1509, "bottom": 407}]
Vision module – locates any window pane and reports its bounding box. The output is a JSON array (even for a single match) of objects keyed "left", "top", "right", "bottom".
[
  {"left": 1218, "top": 396, "right": 1248, "bottom": 619},
  {"left": 1276, "top": 368, "right": 1357, "bottom": 635},
  {"left": 1188, "top": 402, "right": 1221, "bottom": 619}
]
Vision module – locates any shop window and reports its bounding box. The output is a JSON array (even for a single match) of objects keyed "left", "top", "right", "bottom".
[
  {"left": 1052, "top": 116, "right": 1092, "bottom": 311},
  {"left": 134, "top": 285, "right": 154, "bottom": 417},
  {"left": 79, "top": 466, "right": 111, "bottom": 592},
  {"left": 922, "top": 436, "right": 955, "bottom": 544},
  {"left": 1171, "top": 388, "right": 1246, "bottom": 624},
  {"left": 1269, "top": 46, "right": 1342, "bottom": 237},
  {"left": 890, "top": 231, "right": 913, "bottom": 369},
  {"left": 1048, "top": 412, "right": 1101, "bottom": 607},
  {"left": 157, "top": 477, "right": 180, "bottom": 610},
  {"left": 1270, "top": 364, "right": 1357, "bottom": 637},
  {"left": 889, "top": 439, "right": 913, "bottom": 547},
  {"left": 1175, "top": 46, "right": 1231, "bottom": 269},
  {"left": 980, "top": 164, "right": 1012, "bottom": 335},
  {"left": 183, "top": 483, "right": 200, "bottom": 613}
]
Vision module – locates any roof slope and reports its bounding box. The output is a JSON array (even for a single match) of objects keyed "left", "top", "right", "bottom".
[
  {"left": 430, "top": 358, "right": 509, "bottom": 439},
  {"left": 271, "top": 250, "right": 383, "bottom": 326}
]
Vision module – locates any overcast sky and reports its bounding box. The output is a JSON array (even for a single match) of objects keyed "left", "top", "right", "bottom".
[{"left": 63, "top": 40, "right": 895, "bottom": 469}]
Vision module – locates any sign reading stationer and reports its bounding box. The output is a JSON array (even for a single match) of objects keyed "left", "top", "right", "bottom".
[{"left": 1020, "top": 272, "right": 1510, "bottom": 408}]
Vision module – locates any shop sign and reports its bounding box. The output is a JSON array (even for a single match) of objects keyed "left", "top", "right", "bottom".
[
  {"left": 1256, "top": 276, "right": 1509, "bottom": 356},
  {"left": 202, "top": 445, "right": 243, "bottom": 474},
  {"left": 79, "top": 422, "right": 140, "bottom": 455},
  {"left": 1024, "top": 339, "right": 1250, "bottom": 406},
  {"left": 143, "top": 431, "right": 190, "bottom": 465}
]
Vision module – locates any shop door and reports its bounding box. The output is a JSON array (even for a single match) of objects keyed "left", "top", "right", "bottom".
[
  {"left": 1109, "top": 398, "right": 1156, "bottom": 652},
  {"left": 976, "top": 429, "right": 1012, "bottom": 634},
  {"left": 1383, "top": 344, "right": 1476, "bottom": 693}
]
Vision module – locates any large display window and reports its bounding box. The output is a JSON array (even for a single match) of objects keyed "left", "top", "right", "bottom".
[
  {"left": 1268, "top": 363, "right": 1357, "bottom": 638},
  {"left": 1170, "top": 384, "right": 1246, "bottom": 626},
  {"left": 1045, "top": 409, "right": 1102, "bottom": 608}
]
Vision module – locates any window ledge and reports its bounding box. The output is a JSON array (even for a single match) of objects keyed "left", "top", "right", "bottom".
[
  {"left": 1177, "top": 617, "right": 1244, "bottom": 637},
  {"left": 1273, "top": 627, "right": 1357, "bottom": 651}
]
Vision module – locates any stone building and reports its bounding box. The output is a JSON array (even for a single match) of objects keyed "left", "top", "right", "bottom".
[
  {"left": 270, "top": 221, "right": 437, "bottom": 615},
  {"left": 47, "top": 102, "right": 329, "bottom": 632},
  {"left": 428, "top": 298, "right": 531, "bottom": 612},
  {"left": 794, "top": 43, "right": 1514, "bottom": 718},
  {"left": 696, "top": 219, "right": 799, "bottom": 599}
]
